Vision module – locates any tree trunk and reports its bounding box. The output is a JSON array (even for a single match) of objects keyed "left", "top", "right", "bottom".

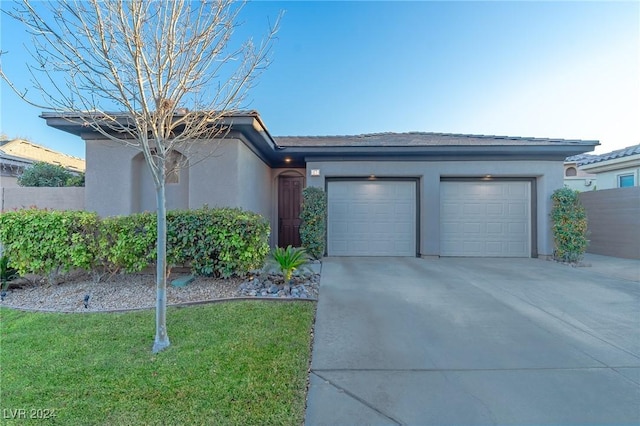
[{"left": 152, "top": 177, "right": 170, "bottom": 353}]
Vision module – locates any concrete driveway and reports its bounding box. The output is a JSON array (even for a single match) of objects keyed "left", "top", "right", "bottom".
[{"left": 305, "top": 257, "right": 640, "bottom": 425}]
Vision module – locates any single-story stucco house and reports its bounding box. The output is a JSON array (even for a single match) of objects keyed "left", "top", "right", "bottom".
[
  {"left": 578, "top": 144, "right": 640, "bottom": 190},
  {"left": 42, "top": 111, "right": 598, "bottom": 259}
]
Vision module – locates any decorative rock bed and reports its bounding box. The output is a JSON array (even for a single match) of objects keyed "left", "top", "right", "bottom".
[
  {"left": 0, "top": 267, "right": 321, "bottom": 313},
  {"left": 237, "top": 272, "right": 320, "bottom": 299}
]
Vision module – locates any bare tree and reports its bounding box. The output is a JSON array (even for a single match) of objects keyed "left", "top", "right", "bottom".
[{"left": 0, "top": 0, "right": 280, "bottom": 353}]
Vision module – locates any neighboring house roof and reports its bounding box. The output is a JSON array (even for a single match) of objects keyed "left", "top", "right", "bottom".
[
  {"left": 41, "top": 111, "right": 599, "bottom": 167},
  {"left": 579, "top": 144, "right": 640, "bottom": 174},
  {"left": 0, "top": 139, "right": 85, "bottom": 173},
  {"left": 565, "top": 153, "right": 598, "bottom": 166},
  {"left": 579, "top": 144, "right": 640, "bottom": 166}
]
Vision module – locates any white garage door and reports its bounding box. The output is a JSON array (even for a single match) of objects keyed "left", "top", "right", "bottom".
[
  {"left": 328, "top": 180, "right": 416, "bottom": 256},
  {"left": 440, "top": 181, "right": 531, "bottom": 257}
]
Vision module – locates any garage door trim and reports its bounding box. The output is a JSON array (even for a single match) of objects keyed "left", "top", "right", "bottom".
[
  {"left": 440, "top": 177, "right": 537, "bottom": 258},
  {"left": 326, "top": 177, "right": 420, "bottom": 257}
]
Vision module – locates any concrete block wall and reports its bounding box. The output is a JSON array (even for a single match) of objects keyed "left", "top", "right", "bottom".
[{"left": 1, "top": 187, "right": 85, "bottom": 212}]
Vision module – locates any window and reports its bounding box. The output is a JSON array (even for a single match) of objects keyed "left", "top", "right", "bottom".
[
  {"left": 565, "top": 167, "right": 577, "bottom": 177},
  {"left": 618, "top": 174, "right": 635, "bottom": 188}
]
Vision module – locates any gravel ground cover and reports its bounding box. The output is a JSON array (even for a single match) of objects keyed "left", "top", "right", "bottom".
[{"left": 0, "top": 269, "right": 320, "bottom": 313}]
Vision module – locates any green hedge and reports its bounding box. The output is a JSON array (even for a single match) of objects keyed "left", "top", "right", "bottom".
[
  {"left": 98, "top": 212, "right": 158, "bottom": 274},
  {"left": 299, "top": 187, "right": 327, "bottom": 259},
  {"left": 551, "top": 187, "right": 589, "bottom": 263},
  {"left": 167, "top": 208, "right": 270, "bottom": 277},
  {"left": 0, "top": 209, "right": 99, "bottom": 275},
  {"left": 0, "top": 207, "right": 270, "bottom": 279}
]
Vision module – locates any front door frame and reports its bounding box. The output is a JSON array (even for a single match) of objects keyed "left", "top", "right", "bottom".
[{"left": 277, "top": 174, "right": 304, "bottom": 247}]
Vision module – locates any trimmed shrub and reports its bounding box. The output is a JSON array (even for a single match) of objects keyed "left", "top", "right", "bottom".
[
  {"left": 168, "top": 207, "right": 270, "bottom": 278},
  {"left": 0, "top": 209, "right": 99, "bottom": 275},
  {"left": 299, "top": 187, "right": 327, "bottom": 259},
  {"left": 0, "top": 207, "right": 270, "bottom": 280},
  {"left": 551, "top": 187, "right": 589, "bottom": 263},
  {"left": 98, "top": 212, "right": 158, "bottom": 274}
]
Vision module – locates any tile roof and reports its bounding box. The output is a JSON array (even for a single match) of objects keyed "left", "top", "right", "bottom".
[
  {"left": 565, "top": 153, "right": 599, "bottom": 165},
  {"left": 578, "top": 144, "right": 640, "bottom": 166},
  {"left": 0, "top": 139, "right": 85, "bottom": 172},
  {"left": 275, "top": 132, "right": 597, "bottom": 148}
]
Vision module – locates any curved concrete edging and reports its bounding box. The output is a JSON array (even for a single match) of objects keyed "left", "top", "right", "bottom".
[{"left": 2, "top": 296, "right": 317, "bottom": 314}]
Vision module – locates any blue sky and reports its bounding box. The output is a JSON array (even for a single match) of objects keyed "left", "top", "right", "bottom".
[{"left": 1, "top": 1, "right": 638, "bottom": 159}]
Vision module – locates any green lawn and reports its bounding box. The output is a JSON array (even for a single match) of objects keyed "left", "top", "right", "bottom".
[{"left": 0, "top": 301, "right": 316, "bottom": 425}]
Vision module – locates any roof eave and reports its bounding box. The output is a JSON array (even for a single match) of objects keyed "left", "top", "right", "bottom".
[{"left": 280, "top": 143, "right": 599, "bottom": 162}]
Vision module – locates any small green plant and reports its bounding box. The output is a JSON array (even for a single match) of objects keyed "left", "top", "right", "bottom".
[
  {"left": 269, "top": 246, "right": 310, "bottom": 282},
  {"left": 300, "top": 187, "right": 327, "bottom": 259},
  {"left": 1, "top": 255, "right": 19, "bottom": 291},
  {"left": 551, "top": 187, "right": 589, "bottom": 263}
]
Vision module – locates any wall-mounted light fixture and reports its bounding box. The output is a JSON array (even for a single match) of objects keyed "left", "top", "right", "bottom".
[
  {"left": 284, "top": 158, "right": 292, "bottom": 164},
  {"left": 310, "top": 169, "right": 320, "bottom": 176}
]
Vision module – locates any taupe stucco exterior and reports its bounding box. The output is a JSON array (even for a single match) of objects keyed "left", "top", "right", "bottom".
[
  {"left": 85, "top": 137, "right": 273, "bottom": 218},
  {"left": 84, "top": 136, "right": 302, "bottom": 247},
  {"left": 305, "top": 159, "right": 562, "bottom": 258},
  {"left": 43, "top": 111, "right": 599, "bottom": 256}
]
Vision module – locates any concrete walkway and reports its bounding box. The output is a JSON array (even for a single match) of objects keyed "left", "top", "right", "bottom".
[{"left": 305, "top": 256, "right": 640, "bottom": 425}]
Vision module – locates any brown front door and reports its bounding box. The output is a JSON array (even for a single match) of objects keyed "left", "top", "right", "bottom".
[{"left": 278, "top": 176, "right": 303, "bottom": 247}]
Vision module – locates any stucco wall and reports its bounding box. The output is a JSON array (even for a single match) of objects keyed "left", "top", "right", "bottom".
[
  {"left": 85, "top": 137, "right": 273, "bottom": 220},
  {"left": 187, "top": 140, "right": 241, "bottom": 210},
  {"left": 305, "top": 159, "right": 563, "bottom": 258},
  {"left": 237, "top": 141, "right": 272, "bottom": 219},
  {"left": 85, "top": 139, "right": 139, "bottom": 216},
  {"left": 590, "top": 166, "right": 639, "bottom": 190},
  {"left": 132, "top": 151, "right": 190, "bottom": 213},
  {"left": 564, "top": 178, "right": 596, "bottom": 192},
  {"left": 2, "top": 187, "right": 85, "bottom": 211},
  {"left": 0, "top": 176, "right": 20, "bottom": 188}
]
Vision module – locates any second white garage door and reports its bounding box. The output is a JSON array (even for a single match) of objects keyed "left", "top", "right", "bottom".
[
  {"left": 440, "top": 181, "right": 531, "bottom": 257},
  {"left": 328, "top": 180, "right": 416, "bottom": 256}
]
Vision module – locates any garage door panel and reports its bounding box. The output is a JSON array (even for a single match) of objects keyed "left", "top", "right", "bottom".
[
  {"left": 463, "top": 222, "right": 483, "bottom": 234},
  {"left": 509, "top": 241, "right": 527, "bottom": 253},
  {"left": 463, "top": 203, "right": 484, "bottom": 215},
  {"left": 486, "top": 203, "right": 504, "bottom": 215},
  {"left": 508, "top": 222, "right": 527, "bottom": 234},
  {"left": 328, "top": 181, "right": 416, "bottom": 256},
  {"left": 508, "top": 202, "right": 527, "bottom": 216},
  {"left": 487, "top": 223, "right": 503, "bottom": 234},
  {"left": 441, "top": 181, "right": 530, "bottom": 257}
]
